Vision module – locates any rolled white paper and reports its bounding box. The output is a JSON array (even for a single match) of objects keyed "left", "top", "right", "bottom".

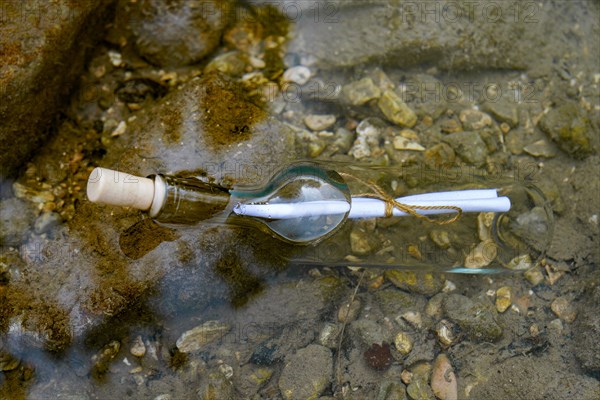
[
  {"left": 232, "top": 189, "right": 511, "bottom": 220},
  {"left": 396, "top": 189, "right": 499, "bottom": 202},
  {"left": 234, "top": 200, "right": 350, "bottom": 219},
  {"left": 348, "top": 197, "right": 511, "bottom": 218}
]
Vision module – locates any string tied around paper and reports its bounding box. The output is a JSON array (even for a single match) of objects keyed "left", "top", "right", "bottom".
[{"left": 340, "top": 172, "right": 463, "bottom": 225}]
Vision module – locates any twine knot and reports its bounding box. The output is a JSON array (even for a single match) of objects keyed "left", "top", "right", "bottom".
[{"left": 340, "top": 172, "right": 462, "bottom": 225}]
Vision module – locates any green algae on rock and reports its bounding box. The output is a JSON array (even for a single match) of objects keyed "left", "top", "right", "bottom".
[
  {"left": 199, "top": 72, "right": 268, "bottom": 147},
  {"left": 538, "top": 103, "right": 595, "bottom": 159}
]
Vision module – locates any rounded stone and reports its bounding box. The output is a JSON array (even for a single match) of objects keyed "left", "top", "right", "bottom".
[
  {"left": 129, "top": 0, "right": 234, "bottom": 67},
  {"left": 495, "top": 286, "right": 512, "bottom": 313},
  {"left": 431, "top": 354, "right": 457, "bottom": 400},
  {"left": 551, "top": 296, "right": 577, "bottom": 323},
  {"left": 278, "top": 344, "right": 332, "bottom": 400},
  {"left": 282, "top": 66, "right": 312, "bottom": 85},
  {"left": 304, "top": 114, "right": 336, "bottom": 131},
  {"left": 459, "top": 109, "right": 492, "bottom": 130},
  {"left": 394, "top": 332, "right": 413, "bottom": 355},
  {"left": 338, "top": 298, "right": 361, "bottom": 323},
  {"left": 443, "top": 294, "right": 502, "bottom": 342},
  {"left": 130, "top": 335, "right": 146, "bottom": 358}
]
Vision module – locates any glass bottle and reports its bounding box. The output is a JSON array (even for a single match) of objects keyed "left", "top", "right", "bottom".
[{"left": 87, "top": 160, "right": 554, "bottom": 273}]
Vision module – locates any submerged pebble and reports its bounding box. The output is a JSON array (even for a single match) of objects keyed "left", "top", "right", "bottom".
[
  {"left": 235, "top": 364, "right": 273, "bottom": 398},
  {"left": 351, "top": 319, "right": 386, "bottom": 347},
  {"left": 477, "top": 212, "right": 494, "bottom": 242},
  {"left": 91, "top": 340, "right": 121, "bottom": 377},
  {"left": 278, "top": 345, "right": 332, "bottom": 400},
  {"left": 495, "top": 286, "right": 512, "bottom": 313},
  {"left": 385, "top": 270, "right": 445, "bottom": 296},
  {"left": 197, "top": 368, "right": 234, "bottom": 400},
  {"left": 440, "top": 118, "right": 462, "bottom": 134},
  {"left": 394, "top": 332, "right": 413, "bottom": 355},
  {"left": 392, "top": 136, "right": 425, "bottom": 151},
  {"left": 482, "top": 101, "right": 519, "bottom": 127},
  {"left": 506, "top": 254, "right": 534, "bottom": 271},
  {"left": 435, "top": 319, "right": 458, "bottom": 347},
  {"left": 400, "top": 311, "right": 423, "bottom": 330},
  {"left": 349, "top": 117, "right": 388, "bottom": 159},
  {"left": 318, "top": 323, "right": 341, "bottom": 349},
  {"left": 338, "top": 298, "right": 362, "bottom": 323},
  {"left": 129, "top": 0, "right": 234, "bottom": 67},
  {"left": 442, "top": 131, "right": 488, "bottom": 166},
  {"left": 342, "top": 77, "right": 381, "bottom": 106},
  {"left": 430, "top": 354, "right": 457, "bottom": 400},
  {"left": 304, "top": 114, "right": 336, "bottom": 131},
  {"left": 130, "top": 335, "right": 146, "bottom": 358},
  {"left": 538, "top": 102, "right": 594, "bottom": 158},
  {"left": 523, "top": 139, "right": 557, "bottom": 158},
  {"left": 282, "top": 66, "right": 312, "bottom": 85},
  {"left": 551, "top": 297, "right": 577, "bottom": 323},
  {"left": 424, "top": 143, "right": 456, "bottom": 168},
  {"left": 459, "top": 109, "right": 492, "bottom": 130},
  {"left": 406, "top": 377, "right": 435, "bottom": 400},
  {"left": 204, "top": 51, "right": 248, "bottom": 76},
  {"left": 524, "top": 265, "right": 545, "bottom": 286},
  {"left": 464, "top": 240, "right": 497, "bottom": 269},
  {"left": 443, "top": 294, "right": 502, "bottom": 342},
  {"left": 377, "top": 90, "right": 417, "bottom": 127},
  {"left": 350, "top": 220, "right": 379, "bottom": 255},
  {"left": 176, "top": 321, "right": 231, "bottom": 353},
  {"left": 429, "top": 230, "right": 451, "bottom": 249}
]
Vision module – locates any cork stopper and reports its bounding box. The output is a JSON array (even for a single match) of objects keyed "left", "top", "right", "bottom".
[{"left": 87, "top": 167, "right": 155, "bottom": 211}]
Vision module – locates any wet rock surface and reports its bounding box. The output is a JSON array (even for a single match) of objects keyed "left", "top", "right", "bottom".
[
  {"left": 442, "top": 131, "right": 488, "bottom": 166},
  {"left": 1, "top": 72, "right": 296, "bottom": 356},
  {"left": 443, "top": 294, "right": 502, "bottom": 342},
  {"left": 284, "top": 0, "right": 598, "bottom": 73},
  {"left": 573, "top": 284, "right": 600, "bottom": 373},
  {"left": 538, "top": 102, "right": 596, "bottom": 158},
  {"left": 126, "top": 0, "right": 234, "bottom": 67},
  {"left": 278, "top": 344, "right": 333, "bottom": 400},
  {"left": 0, "top": 198, "right": 36, "bottom": 246},
  {"left": 469, "top": 356, "right": 600, "bottom": 400},
  {"left": 0, "top": 0, "right": 112, "bottom": 181}
]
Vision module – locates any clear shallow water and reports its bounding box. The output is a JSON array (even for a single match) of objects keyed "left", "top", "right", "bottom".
[{"left": 1, "top": 1, "right": 599, "bottom": 399}]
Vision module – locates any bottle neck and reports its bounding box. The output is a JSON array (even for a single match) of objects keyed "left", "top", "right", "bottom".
[{"left": 151, "top": 175, "right": 231, "bottom": 224}]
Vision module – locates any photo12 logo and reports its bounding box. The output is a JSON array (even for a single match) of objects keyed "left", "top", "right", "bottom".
[
  {"left": 399, "top": 81, "right": 539, "bottom": 104},
  {"left": 397, "top": 1, "right": 539, "bottom": 24},
  {"left": 235, "top": 1, "right": 341, "bottom": 24}
]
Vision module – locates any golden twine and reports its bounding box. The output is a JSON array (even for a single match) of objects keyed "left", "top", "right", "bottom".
[{"left": 340, "top": 172, "right": 462, "bottom": 225}]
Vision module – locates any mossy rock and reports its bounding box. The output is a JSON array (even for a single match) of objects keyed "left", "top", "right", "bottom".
[
  {"left": 384, "top": 270, "right": 445, "bottom": 296},
  {"left": 443, "top": 294, "right": 502, "bottom": 342},
  {"left": 375, "top": 289, "right": 425, "bottom": 315},
  {"left": 538, "top": 103, "right": 594, "bottom": 159}
]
